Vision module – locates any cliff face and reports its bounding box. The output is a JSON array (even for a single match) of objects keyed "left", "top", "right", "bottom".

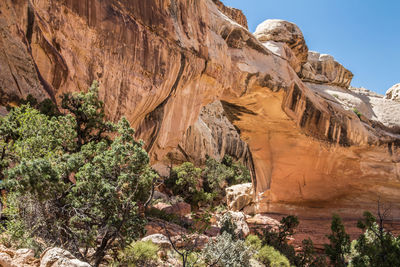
[{"left": 1, "top": 0, "right": 400, "bottom": 218}]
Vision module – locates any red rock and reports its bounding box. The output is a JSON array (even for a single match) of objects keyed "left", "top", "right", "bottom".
[
  {"left": 153, "top": 202, "right": 191, "bottom": 217},
  {"left": 2, "top": 0, "right": 400, "bottom": 243}
]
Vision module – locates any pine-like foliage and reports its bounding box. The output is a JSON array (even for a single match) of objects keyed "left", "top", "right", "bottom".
[{"left": 0, "top": 82, "right": 156, "bottom": 266}]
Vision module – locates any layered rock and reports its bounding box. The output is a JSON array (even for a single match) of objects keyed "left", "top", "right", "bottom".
[
  {"left": 1, "top": 0, "right": 400, "bottom": 229},
  {"left": 168, "top": 100, "right": 253, "bottom": 167},
  {"left": 212, "top": 0, "right": 248, "bottom": 29},
  {"left": 386, "top": 83, "right": 400, "bottom": 101},
  {"left": 0, "top": 246, "right": 90, "bottom": 267},
  {"left": 0, "top": 0, "right": 52, "bottom": 107},
  {"left": 301, "top": 51, "right": 354, "bottom": 88}
]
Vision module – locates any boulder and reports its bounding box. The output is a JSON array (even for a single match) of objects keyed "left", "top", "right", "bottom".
[
  {"left": 246, "top": 214, "right": 280, "bottom": 231},
  {"left": 40, "top": 248, "right": 90, "bottom": 267},
  {"left": 226, "top": 183, "right": 253, "bottom": 212},
  {"left": 385, "top": 83, "right": 400, "bottom": 101},
  {"left": 301, "top": 51, "right": 353, "bottom": 88},
  {"left": 254, "top": 19, "right": 308, "bottom": 70},
  {"left": 0, "top": 246, "right": 37, "bottom": 267},
  {"left": 171, "top": 234, "right": 210, "bottom": 249},
  {"left": 153, "top": 201, "right": 191, "bottom": 217},
  {"left": 145, "top": 218, "right": 187, "bottom": 237},
  {"left": 141, "top": 234, "right": 171, "bottom": 249}
]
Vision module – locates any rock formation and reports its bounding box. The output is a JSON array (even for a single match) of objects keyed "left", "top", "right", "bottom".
[
  {"left": 386, "top": 83, "right": 400, "bottom": 101},
  {"left": 301, "top": 51, "right": 354, "bottom": 88},
  {"left": 168, "top": 100, "right": 252, "bottom": 167},
  {"left": 212, "top": 0, "right": 248, "bottom": 29},
  {"left": 226, "top": 183, "right": 254, "bottom": 212},
  {"left": 0, "top": 246, "right": 90, "bottom": 267},
  {"left": 254, "top": 19, "right": 308, "bottom": 70},
  {"left": 1, "top": 0, "right": 400, "bottom": 231}
]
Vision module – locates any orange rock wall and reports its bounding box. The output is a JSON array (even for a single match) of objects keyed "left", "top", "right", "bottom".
[{"left": 1, "top": 0, "right": 400, "bottom": 219}]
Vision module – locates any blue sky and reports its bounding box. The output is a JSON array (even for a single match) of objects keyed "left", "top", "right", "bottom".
[{"left": 221, "top": 0, "right": 400, "bottom": 95}]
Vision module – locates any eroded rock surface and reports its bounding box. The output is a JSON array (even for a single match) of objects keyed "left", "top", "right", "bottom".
[
  {"left": 386, "top": 83, "right": 400, "bottom": 101},
  {"left": 0, "top": 246, "right": 90, "bottom": 267},
  {"left": 1, "top": 0, "right": 400, "bottom": 231},
  {"left": 226, "top": 183, "right": 254, "bottom": 212},
  {"left": 0, "top": 246, "right": 38, "bottom": 267},
  {"left": 301, "top": 51, "right": 354, "bottom": 88},
  {"left": 212, "top": 0, "right": 248, "bottom": 29},
  {"left": 40, "top": 248, "right": 91, "bottom": 267},
  {"left": 169, "top": 100, "right": 253, "bottom": 169}
]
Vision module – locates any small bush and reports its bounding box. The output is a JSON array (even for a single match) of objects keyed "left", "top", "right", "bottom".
[
  {"left": 261, "top": 215, "right": 299, "bottom": 264},
  {"left": 352, "top": 108, "right": 362, "bottom": 119},
  {"left": 256, "top": 245, "right": 290, "bottom": 267},
  {"left": 203, "top": 232, "right": 252, "bottom": 267},
  {"left": 167, "top": 162, "right": 202, "bottom": 205},
  {"left": 245, "top": 235, "right": 262, "bottom": 251},
  {"left": 115, "top": 240, "right": 159, "bottom": 266},
  {"left": 202, "top": 155, "right": 251, "bottom": 202},
  {"left": 219, "top": 212, "right": 239, "bottom": 239},
  {"left": 0, "top": 194, "right": 43, "bottom": 256}
]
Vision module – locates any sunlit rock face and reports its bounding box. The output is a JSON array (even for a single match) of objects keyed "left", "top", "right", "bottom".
[
  {"left": 254, "top": 19, "right": 308, "bottom": 73},
  {"left": 1, "top": 0, "right": 400, "bottom": 221},
  {"left": 167, "top": 100, "right": 253, "bottom": 167},
  {"left": 301, "top": 51, "right": 354, "bottom": 88},
  {"left": 211, "top": 0, "right": 249, "bottom": 29},
  {"left": 386, "top": 83, "right": 400, "bottom": 101}
]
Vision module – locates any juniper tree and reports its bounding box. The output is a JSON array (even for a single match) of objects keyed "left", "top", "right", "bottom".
[
  {"left": 324, "top": 214, "right": 351, "bottom": 267},
  {"left": 1, "top": 82, "right": 156, "bottom": 266}
]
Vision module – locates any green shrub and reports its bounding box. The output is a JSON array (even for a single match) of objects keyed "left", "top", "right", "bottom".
[
  {"left": 260, "top": 215, "right": 303, "bottom": 265},
  {"left": 165, "top": 156, "right": 251, "bottom": 206},
  {"left": 352, "top": 108, "right": 362, "bottom": 119},
  {"left": 202, "top": 155, "right": 251, "bottom": 202},
  {"left": 115, "top": 240, "right": 159, "bottom": 267},
  {"left": 167, "top": 162, "right": 202, "bottom": 204},
  {"left": 203, "top": 232, "right": 252, "bottom": 267},
  {"left": 203, "top": 156, "right": 234, "bottom": 196},
  {"left": 0, "top": 194, "right": 42, "bottom": 255},
  {"left": 223, "top": 155, "right": 252, "bottom": 185},
  {"left": 297, "top": 238, "right": 327, "bottom": 266},
  {"left": 166, "top": 162, "right": 215, "bottom": 206},
  {"left": 256, "top": 245, "right": 290, "bottom": 267},
  {"left": 349, "top": 211, "right": 400, "bottom": 267},
  {"left": 245, "top": 235, "right": 262, "bottom": 251},
  {"left": 219, "top": 212, "right": 239, "bottom": 239},
  {"left": 324, "top": 214, "right": 350, "bottom": 267},
  {"left": 1, "top": 82, "right": 156, "bottom": 265}
]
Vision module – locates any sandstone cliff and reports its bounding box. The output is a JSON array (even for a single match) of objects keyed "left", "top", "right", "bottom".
[{"left": 1, "top": 0, "right": 400, "bottom": 221}]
